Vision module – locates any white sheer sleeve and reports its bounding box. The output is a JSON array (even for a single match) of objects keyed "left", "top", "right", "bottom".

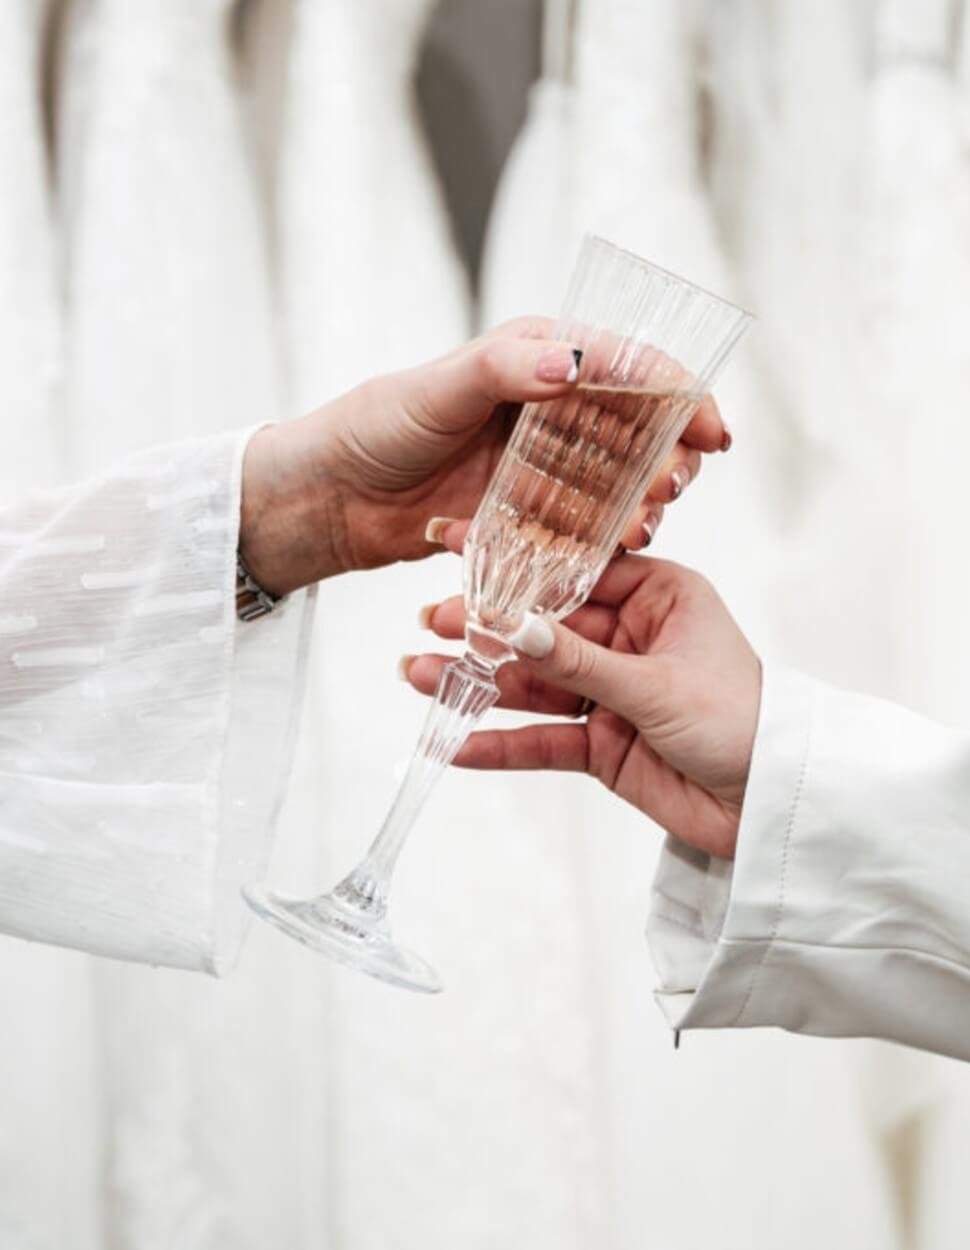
[{"left": 0, "top": 429, "right": 313, "bottom": 973}]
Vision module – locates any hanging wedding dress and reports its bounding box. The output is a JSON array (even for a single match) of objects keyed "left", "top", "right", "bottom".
[
  {"left": 705, "top": 1, "right": 970, "bottom": 1243},
  {"left": 478, "top": 0, "right": 580, "bottom": 328},
  {"left": 276, "top": 3, "right": 622, "bottom": 1247},
  {"left": 55, "top": 4, "right": 313, "bottom": 1247},
  {"left": 59, "top": 0, "right": 280, "bottom": 471},
  {"left": 853, "top": 2, "right": 970, "bottom": 1244},
  {"left": 0, "top": 10, "right": 99, "bottom": 1249},
  {"left": 551, "top": 4, "right": 898, "bottom": 1247}
]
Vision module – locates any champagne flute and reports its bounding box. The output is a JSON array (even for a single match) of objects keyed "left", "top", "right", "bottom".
[{"left": 244, "top": 235, "right": 751, "bottom": 991}]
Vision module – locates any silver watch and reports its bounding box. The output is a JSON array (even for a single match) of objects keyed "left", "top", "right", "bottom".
[{"left": 235, "top": 554, "right": 285, "bottom": 622}]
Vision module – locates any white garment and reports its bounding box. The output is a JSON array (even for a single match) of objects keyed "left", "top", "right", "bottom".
[
  {"left": 0, "top": 0, "right": 61, "bottom": 493},
  {"left": 54, "top": 7, "right": 307, "bottom": 1244},
  {"left": 534, "top": 8, "right": 889, "bottom": 1249},
  {"left": 0, "top": 428, "right": 309, "bottom": 971},
  {"left": 59, "top": 0, "right": 280, "bottom": 474},
  {"left": 478, "top": 0, "right": 578, "bottom": 328},
  {"left": 0, "top": 8, "right": 76, "bottom": 1246},
  {"left": 651, "top": 663, "right": 970, "bottom": 1062}
]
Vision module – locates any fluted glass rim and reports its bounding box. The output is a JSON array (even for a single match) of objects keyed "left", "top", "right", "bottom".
[{"left": 579, "top": 233, "right": 754, "bottom": 322}]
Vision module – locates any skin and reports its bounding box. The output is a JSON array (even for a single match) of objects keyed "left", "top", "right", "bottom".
[
  {"left": 405, "top": 552, "right": 761, "bottom": 861},
  {"left": 238, "top": 318, "right": 728, "bottom": 597},
  {"left": 238, "top": 318, "right": 748, "bottom": 855}
]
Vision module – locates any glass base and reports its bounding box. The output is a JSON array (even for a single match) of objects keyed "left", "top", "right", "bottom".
[{"left": 242, "top": 883, "right": 442, "bottom": 994}]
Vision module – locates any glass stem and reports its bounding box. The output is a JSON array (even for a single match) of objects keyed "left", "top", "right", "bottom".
[{"left": 335, "top": 652, "right": 500, "bottom": 918}]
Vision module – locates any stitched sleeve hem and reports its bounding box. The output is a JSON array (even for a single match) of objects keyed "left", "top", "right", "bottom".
[{"left": 647, "top": 664, "right": 817, "bottom": 1030}]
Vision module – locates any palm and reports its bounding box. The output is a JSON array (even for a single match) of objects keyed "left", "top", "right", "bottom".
[
  {"left": 407, "top": 556, "right": 760, "bottom": 862},
  {"left": 334, "top": 401, "right": 514, "bottom": 569},
  {"left": 580, "top": 581, "right": 752, "bottom": 856}
]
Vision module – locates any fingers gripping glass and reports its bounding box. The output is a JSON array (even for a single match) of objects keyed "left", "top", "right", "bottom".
[{"left": 244, "top": 236, "right": 752, "bottom": 992}]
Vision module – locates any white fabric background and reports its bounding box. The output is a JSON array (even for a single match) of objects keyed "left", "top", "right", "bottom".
[{"left": 2, "top": 0, "right": 969, "bottom": 1246}]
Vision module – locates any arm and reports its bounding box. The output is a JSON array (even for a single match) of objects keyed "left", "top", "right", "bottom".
[
  {"left": 0, "top": 427, "right": 311, "bottom": 973},
  {"left": 408, "top": 555, "right": 970, "bottom": 1061},
  {"left": 650, "top": 664, "right": 970, "bottom": 1061},
  {"left": 1, "top": 328, "right": 729, "bottom": 974}
]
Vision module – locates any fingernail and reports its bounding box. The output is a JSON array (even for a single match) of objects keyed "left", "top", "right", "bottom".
[
  {"left": 509, "top": 611, "right": 555, "bottom": 659},
  {"left": 642, "top": 513, "right": 659, "bottom": 547},
  {"left": 417, "top": 602, "right": 438, "bottom": 629},
  {"left": 670, "top": 466, "right": 691, "bottom": 499},
  {"left": 721, "top": 426, "right": 733, "bottom": 453},
  {"left": 425, "top": 516, "right": 456, "bottom": 545},
  {"left": 397, "top": 655, "right": 416, "bottom": 682},
  {"left": 536, "top": 346, "right": 583, "bottom": 384}
]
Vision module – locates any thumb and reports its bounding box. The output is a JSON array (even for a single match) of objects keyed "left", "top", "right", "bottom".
[
  {"left": 509, "top": 612, "right": 651, "bottom": 725},
  {"left": 411, "top": 337, "right": 583, "bottom": 435}
]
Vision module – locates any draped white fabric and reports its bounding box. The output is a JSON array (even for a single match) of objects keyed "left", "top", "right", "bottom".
[{"left": 2, "top": 0, "right": 970, "bottom": 1246}]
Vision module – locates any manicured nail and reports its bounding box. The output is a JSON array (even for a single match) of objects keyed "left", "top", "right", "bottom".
[
  {"left": 425, "top": 516, "right": 456, "bottom": 545},
  {"left": 509, "top": 611, "right": 555, "bottom": 659},
  {"left": 642, "top": 513, "right": 659, "bottom": 547},
  {"left": 536, "top": 346, "right": 583, "bottom": 384},
  {"left": 670, "top": 466, "right": 691, "bottom": 499},
  {"left": 397, "top": 655, "right": 416, "bottom": 682},
  {"left": 417, "top": 602, "right": 438, "bottom": 629},
  {"left": 721, "top": 426, "right": 733, "bottom": 452}
]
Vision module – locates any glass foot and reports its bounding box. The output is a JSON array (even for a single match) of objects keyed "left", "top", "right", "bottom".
[{"left": 242, "top": 883, "right": 442, "bottom": 994}]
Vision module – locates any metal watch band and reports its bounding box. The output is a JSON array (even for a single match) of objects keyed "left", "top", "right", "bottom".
[{"left": 235, "top": 554, "right": 284, "bottom": 622}]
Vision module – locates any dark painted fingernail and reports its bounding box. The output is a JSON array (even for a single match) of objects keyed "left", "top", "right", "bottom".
[
  {"left": 571, "top": 348, "right": 583, "bottom": 380},
  {"left": 721, "top": 426, "right": 733, "bottom": 452}
]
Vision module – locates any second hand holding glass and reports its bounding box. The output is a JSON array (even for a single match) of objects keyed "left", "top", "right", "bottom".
[{"left": 244, "top": 235, "right": 751, "bottom": 991}]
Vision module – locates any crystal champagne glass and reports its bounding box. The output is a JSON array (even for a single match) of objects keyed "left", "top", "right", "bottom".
[{"left": 244, "top": 235, "right": 752, "bottom": 991}]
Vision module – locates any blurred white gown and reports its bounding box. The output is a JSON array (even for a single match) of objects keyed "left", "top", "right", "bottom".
[
  {"left": 479, "top": 0, "right": 578, "bottom": 327},
  {"left": 707, "top": 1, "right": 970, "bottom": 1245},
  {"left": 0, "top": 9, "right": 97, "bottom": 1250},
  {"left": 484, "top": 3, "right": 896, "bottom": 1248},
  {"left": 56, "top": 3, "right": 303, "bottom": 1247},
  {"left": 855, "top": 2, "right": 970, "bottom": 1245},
  {"left": 278, "top": 3, "right": 610, "bottom": 1247}
]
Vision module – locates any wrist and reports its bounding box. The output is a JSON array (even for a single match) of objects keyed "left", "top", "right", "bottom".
[{"left": 239, "top": 420, "right": 350, "bottom": 595}]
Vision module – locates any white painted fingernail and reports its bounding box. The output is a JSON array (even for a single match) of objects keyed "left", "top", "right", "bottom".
[
  {"left": 670, "top": 465, "right": 691, "bottom": 499},
  {"left": 425, "top": 517, "right": 456, "bottom": 545},
  {"left": 509, "top": 611, "right": 555, "bottom": 659}
]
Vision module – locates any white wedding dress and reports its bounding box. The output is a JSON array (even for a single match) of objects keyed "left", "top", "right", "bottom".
[
  {"left": 55, "top": 4, "right": 305, "bottom": 1248},
  {"left": 478, "top": 0, "right": 580, "bottom": 328},
  {"left": 277, "top": 4, "right": 611, "bottom": 1248},
  {"left": 0, "top": 10, "right": 98, "bottom": 1249},
  {"left": 853, "top": 1, "right": 970, "bottom": 1244},
  {"left": 705, "top": 1, "right": 970, "bottom": 1244},
  {"left": 59, "top": 0, "right": 280, "bottom": 472},
  {"left": 481, "top": 2, "right": 901, "bottom": 1246},
  {"left": 566, "top": 4, "right": 896, "bottom": 1247}
]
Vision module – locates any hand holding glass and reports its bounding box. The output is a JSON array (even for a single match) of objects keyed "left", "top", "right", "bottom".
[{"left": 244, "top": 236, "right": 752, "bottom": 991}]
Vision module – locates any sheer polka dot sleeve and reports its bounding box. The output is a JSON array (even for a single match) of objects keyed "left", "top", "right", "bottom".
[{"left": 0, "top": 429, "right": 314, "bottom": 973}]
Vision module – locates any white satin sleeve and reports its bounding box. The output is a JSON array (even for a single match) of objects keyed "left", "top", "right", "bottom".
[
  {"left": 648, "top": 664, "right": 970, "bottom": 1061},
  {"left": 0, "top": 429, "right": 314, "bottom": 974}
]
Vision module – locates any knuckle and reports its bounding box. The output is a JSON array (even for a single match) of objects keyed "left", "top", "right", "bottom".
[
  {"left": 476, "top": 344, "right": 504, "bottom": 394},
  {"left": 556, "top": 635, "right": 598, "bottom": 687}
]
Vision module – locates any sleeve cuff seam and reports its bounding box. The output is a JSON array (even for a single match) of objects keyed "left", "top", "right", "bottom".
[{"left": 728, "top": 687, "right": 815, "bottom": 1025}]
